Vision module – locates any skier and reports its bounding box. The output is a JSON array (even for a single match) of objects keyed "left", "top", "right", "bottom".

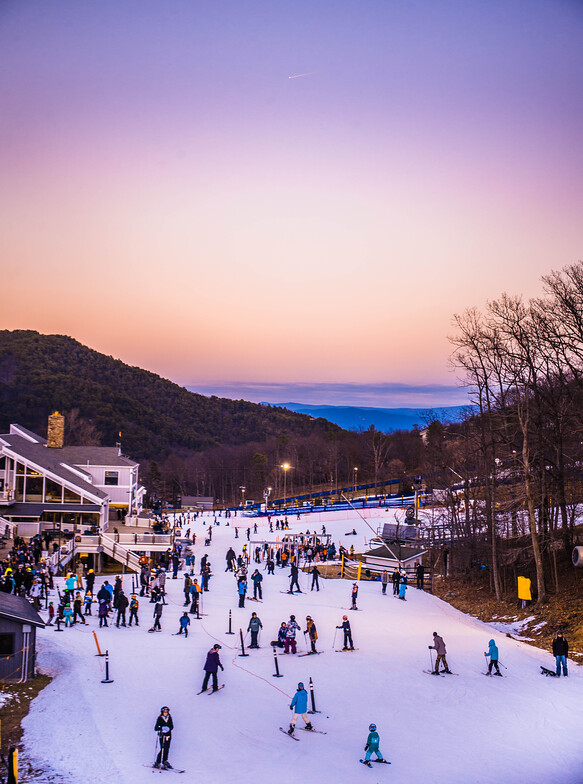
[
  {"left": 336, "top": 615, "right": 354, "bottom": 650},
  {"left": 177, "top": 612, "right": 190, "bottom": 637},
  {"left": 289, "top": 563, "right": 302, "bottom": 594},
  {"left": 251, "top": 569, "right": 263, "bottom": 599},
  {"left": 381, "top": 570, "right": 389, "bottom": 595},
  {"left": 271, "top": 621, "right": 288, "bottom": 648},
  {"left": 150, "top": 600, "right": 163, "bottom": 632},
  {"left": 398, "top": 580, "right": 407, "bottom": 601},
  {"left": 46, "top": 600, "right": 55, "bottom": 625},
  {"left": 154, "top": 706, "right": 174, "bottom": 769},
  {"left": 552, "top": 630, "right": 569, "bottom": 677},
  {"left": 183, "top": 573, "right": 192, "bottom": 605},
  {"left": 247, "top": 611, "right": 263, "bottom": 648},
  {"left": 361, "top": 723, "right": 387, "bottom": 766},
  {"left": 225, "top": 547, "right": 236, "bottom": 572},
  {"left": 237, "top": 576, "right": 247, "bottom": 608},
  {"left": 304, "top": 616, "right": 318, "bottom": 654},
  {"left": 98, "top": 598, "right": 109, "bottom": 627},
  {"left": 284, "top": 615, "right": 300, "bottom": 654},
  {"left": 128, "top": 594, "right": 139, "bottom": 626},
  {"left": 310, "top": 564, "right": 320, "bottom": 592},
  {"left": 287, "top": 682, "right": 313, "bottom": 735},
  {"left": 429, "top": 632, "right": 451, "bottom": 674},
  {"left": 189, "top": 578, "right": 201, "bottom": 614},
  {"left": 73, "top": 592, "right": 86, "bottom": 624},
  {"left": 83, "top": 590, "right": 93, "bottom": 615},
  {"left": 351, "top": 583, "right": 358, "bottom": 609},
  {"left": 392, "top": 568, "right": 400, "bottom": 596},
  {"left": 115, "top": 590, "right": 129, "bottom": 627},
  {"left": 201, "top": 644, "right": 224, "bottom": 692},
  {"left": 484, "top": 638, "right": 502, "bottom": 676}
]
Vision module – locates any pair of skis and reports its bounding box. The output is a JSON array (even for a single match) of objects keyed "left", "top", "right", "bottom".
[
  {"left": 196, "top": 685, "right": 225, "bottom": 695},
  {"left": 143, "top": 764, "right": 185, "bottom": 774},
  {"left": 360, "top": 758, "right": 390, "bottom": 767},
  {"left": 279, "top": 726, "right": 327, "bottom": 741}
]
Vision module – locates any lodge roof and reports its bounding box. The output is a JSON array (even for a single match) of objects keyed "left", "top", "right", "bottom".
[{"left": 0, "top": 592, "right": 46, "bottom": 628}]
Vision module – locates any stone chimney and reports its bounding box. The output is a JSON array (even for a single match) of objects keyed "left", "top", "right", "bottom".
[{"left": 47, "top": 411, "right": 65, "bottom": 449}]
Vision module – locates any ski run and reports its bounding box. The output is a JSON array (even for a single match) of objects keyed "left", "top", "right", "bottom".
[{"left": 21, "top": 507, "right": 583, "bottom": 783}]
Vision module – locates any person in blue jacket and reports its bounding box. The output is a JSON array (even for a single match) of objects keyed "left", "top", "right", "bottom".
[
  {"left": 362, "top": 723, "right": 387, "bottom": 766},
  {"left": 398, "top": 580, "right": 407, "bottom": 601},
  {"left": 484, "top": 638, "right": 502, "bottom": 675},
  {"left": 287, "top": 682, "right": 313, "bottom": 735}
]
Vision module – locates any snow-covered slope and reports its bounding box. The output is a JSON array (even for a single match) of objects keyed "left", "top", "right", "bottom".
[{"left": 23, "top": 510, "right": 582, "bottom": 784}]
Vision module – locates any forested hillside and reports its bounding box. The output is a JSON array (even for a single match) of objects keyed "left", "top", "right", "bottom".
[{"left": 0, "top": 331, "right": 340, "bottom": 459}]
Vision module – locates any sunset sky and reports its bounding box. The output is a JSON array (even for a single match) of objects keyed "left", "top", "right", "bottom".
[{"left": 1, "top": 1, "right": 582, "bottom": 406}]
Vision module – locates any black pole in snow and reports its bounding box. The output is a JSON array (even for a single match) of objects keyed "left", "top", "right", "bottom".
[
  {"left": 225, "top": 609, "right": 234, "bottom": 634},
  {"left": 238, "top": 628, "right": 249, "bottom": 657},
  {"left": 101, "top": 649, "right": 114, "bottom": 684},
  {"left": 272, "top": 646, "right": 283, "bottom": 678},
  {"left": 307, "top": 676, "right": 321, "bottom": 714}
]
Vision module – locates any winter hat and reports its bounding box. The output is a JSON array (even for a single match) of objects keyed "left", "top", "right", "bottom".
[
  {"left": 343, "top": 615, "right": 348, "bottom": 620},
  {"left": 433, "top": 632, "right": 438, "bottom": 637},
  {"left": 298, "top": 682, "right": 304, "bottom": 689},
  {"left": 213, "top": 644, "right": 222, "bottom": 650}
]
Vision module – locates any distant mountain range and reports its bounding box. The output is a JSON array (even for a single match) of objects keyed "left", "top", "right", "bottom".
[{"left": 266, "top": 403, "right": 472, "bottom": 432}]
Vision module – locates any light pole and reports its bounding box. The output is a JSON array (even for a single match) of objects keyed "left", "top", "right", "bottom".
[
  {"left": 281, "top": 463, "right": 290, "bottom": 509},
  {"left": 353, "top": 466, "right": 358, "bottom": 495},
  {"left": 239, "top": 485, "right": 246, "bottom": 509},
  {"left": 263, "top": 486, "right": 272, "bottom": 513}
]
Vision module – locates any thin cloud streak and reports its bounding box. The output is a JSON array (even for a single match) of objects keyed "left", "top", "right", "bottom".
[{"left": 186, "top": 381, "right": 471, "bottom": 408}]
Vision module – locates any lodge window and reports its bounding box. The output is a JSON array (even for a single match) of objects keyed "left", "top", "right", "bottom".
[
  {"left": 0, "top": 633, "right": 15, "bottom": 656},
  {"left": 104, "top": 471, "right": 119, "bottom": 486}
]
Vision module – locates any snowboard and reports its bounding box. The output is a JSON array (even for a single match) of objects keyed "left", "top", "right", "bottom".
[{"left": 279, "top": 727, "right": 300, "bottom": 741}]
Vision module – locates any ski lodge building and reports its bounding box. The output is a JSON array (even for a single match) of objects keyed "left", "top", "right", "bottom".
[{"left": 0, "top": 413, "right": 145, "bottom": 539}]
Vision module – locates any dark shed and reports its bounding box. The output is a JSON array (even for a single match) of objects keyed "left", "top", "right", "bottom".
[{"left": 0, "top": 593, "right": 45, "bottom": 682}]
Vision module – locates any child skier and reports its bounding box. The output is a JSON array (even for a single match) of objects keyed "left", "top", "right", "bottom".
[
  {"left": 484, "top": 638, "right": 502, "bottom": 676},
  {"left": 336, "top": 615, "right": 355, "bottom": 650},
  {"left": 128, "top": 594, "right": 139, "bottom": 626},
  {"left": 351, "top": 583, "right": 358, "bottom": 609},
  {"left": 398, "top": 580, "right": 407, "bottom": 601},
  {"left": 361, "top": 723, "right": 388, "bottom": 766},
  {"left": 304, "top": 616, "right": 318, "bottom": 654},
  {"left": 287, "top": 682, "right": 313, "bottom": 735},
  {"left": 177, "top": 612, "right": 190, "bottom": 637},
  {"left": 154, "top": 706, "right": 174, "bottom": 769}
]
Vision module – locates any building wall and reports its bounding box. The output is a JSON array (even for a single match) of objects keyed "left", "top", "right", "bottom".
[{"left": 0, "top": 618, "right": 37, "bottom": 681}]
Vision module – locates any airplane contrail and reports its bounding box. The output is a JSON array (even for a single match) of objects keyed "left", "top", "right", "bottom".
[{"left": 288, "top": 72, "right": 314, "bottom": 79}]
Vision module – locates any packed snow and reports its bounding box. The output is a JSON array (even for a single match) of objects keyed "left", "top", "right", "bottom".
[{"left": 22, "top": 509, "right": 583, "bottom": 783}]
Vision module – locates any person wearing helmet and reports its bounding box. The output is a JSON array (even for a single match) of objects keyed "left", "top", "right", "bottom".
[
  {"left": 287, "top": 682, "right": 313, "bottom": 735},
  {"left": 154, "top": 706, "right": 174, "bottom": 769},
  {"left": 336, "top": 615, "right": 354, "bottom": 651},
  {"left": 284, "top": 615, "right": 300, "bottom": 654},
  {"left": 304, "top": 616, "right": 318, "bottom": 654},
  {"left": 361, "top": 723, "right": 388, "bottom": 766}
]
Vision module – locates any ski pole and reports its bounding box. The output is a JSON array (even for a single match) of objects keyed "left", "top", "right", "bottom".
[{"left": 498, "top": 660, "right": 508, "bottom": 670}]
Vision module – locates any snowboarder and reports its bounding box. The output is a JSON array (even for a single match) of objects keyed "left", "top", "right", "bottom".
[
  {"left": 247, "top": 612, "right": 263, "bottom": 648},
  {"left": 154, "top": 706, "right": 174, "bottom": 769},
  {"left": 351, "top": 583, "right": 358, "bottom": 609},
  {"left": 552, "top": 631, "right": 568, "bottom": 677},
  {"left": 304, "top": 616, "right": 318, "bottom": 654},
  {"left": 361, "top": 723, "right": 387, "bottom": 766},
  {"left": 201, "top": 644, "right": 223, "bottom": 692},
  {"left": 484, "top": 638, "right": 502, "bottom": 675},
  {"left": 177, "top": 612, "right": 190, "bottom": 637},
  {"left": 287, "top": 682, "right": 313, "bottom": 735},
  {"left": 429, "top": 632, "right": 450, "bottom": 674},
  {"left": 336, "top": 615, "right": 354, "bottom": 650},
  {"left": 310, "top": 565, "right": 320, "bottom": 592}
]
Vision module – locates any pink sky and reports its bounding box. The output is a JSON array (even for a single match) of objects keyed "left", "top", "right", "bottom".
[{"left": 1, "top": 1, "right": 582, "bottom": 405}]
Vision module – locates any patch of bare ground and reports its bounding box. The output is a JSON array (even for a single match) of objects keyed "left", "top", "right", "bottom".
[
  {"left": 432, "top": 567, "right": 583, "bottom": 664},
  {"left": 0, "top": 674, "right": 52, "bottom": 752}
]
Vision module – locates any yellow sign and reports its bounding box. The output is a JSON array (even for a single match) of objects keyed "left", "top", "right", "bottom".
[{"left": 517, "top": 576, "right": 532, "bottom": 601}]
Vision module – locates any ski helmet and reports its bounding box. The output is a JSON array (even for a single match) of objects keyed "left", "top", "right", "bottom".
[
  {"left": 161, "top": 706, "right": 170, "bottom": 712},
  {"left": 298, "top": 682, "right": 304, "bottom": 689},
  {"left": 433, "top": 632, "right": 438, "bottom": 637},
  {"left": 343, "top": 615, "right": 348, "bottom": 620},
  {"left": 369, "top": 723, "right": 376, "bottom": 732}
]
